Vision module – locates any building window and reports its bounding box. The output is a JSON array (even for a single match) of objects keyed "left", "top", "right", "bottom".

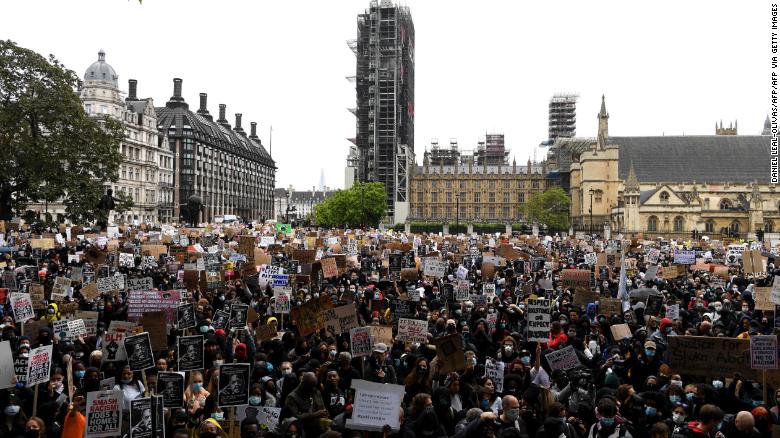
[
  {"left": 431, "top": 206, "right": 438, "bottom": 218},
  {"left": 705, "top": 220, "right": 715, "bottom": 233},
  {"left": 765, "top": 220, "right": 775, "bottom": 233},
  {"left": 446, "top": 192, "right": 452, "bottom": 203},
  {"left": 489, "top": 181, "right": 496, "bottom": 189},
  {"left": 488, "top": 192, "right": 495, "bottom": 203},
  {"left": 431, "top": 181, "right": 437, "bottom": 189},
  {"left": 503, "top": 180, "right": 510, "bottom": 189},
  {"left": 660, "top": 191, "right": 670, "bottom": 203},
  {"left": 445, "top": 180, "right": 452, "bottom": 189},
  {"left": 459, "top": 181, "right": 466, "bottom": 190},
  {"left": 474, "top": 206, "right": 481, "bottom": 218},
  {"left": 518, "top": 181, "right": 524, "bottom": 189},
  {"left": 502, "top": 206, "right": 510, "bottom": 218},
  {"left": 503, "top": 192, "right": 510, "bottom": 203},
  {"left": 445, "top": 207, "right": 452, "bottom": 218},
  {"left": 673, "top": 216, "right": 683, "bottom": 232},
  {"left": 518, "top": 192, "right": 525, "bottom": 203},
  {"left": 460, "top": 206, "right": 467, "bottom": 217},
  {"left": 85, "top": 104, "right": 92, "bottom": 114},
  {"left": 532, "top": 180, "right": 540, "bottom": 189},
  {"left": 431, "top": 192, "right": 438, "bottom": 202},
  {"left": 417, "top": 192, "right": 423, "bottom": 203},
  {"left": 475, "top": 181, "right": 480, "bottom": 189},
  {"left": 729, "top": 220, "right": 740, "bottom": 235},
  {"left": 473, "top": 192, "right": 480, "bottom": 203},
  {"left": 719, "top": 199, "right": 732, "bottom": 210},
  {"left": 648, "top": 216, "right": 658, "bottom": 232}
]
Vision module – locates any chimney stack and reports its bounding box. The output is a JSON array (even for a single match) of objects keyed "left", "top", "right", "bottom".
[
  {"left": 196, "top": 93, "right": 212, "bottom": 120},
  {"left": 234, "top": 113, "right": 246, "bottom": 135},
  {"left": 166, "top": 78, "right": 188, "bottom": 109},
  {"left": 173, "top": 78, "right": 182, "bottom": 98},
  {"left": 250, "top": 122, "right": 259, "bottom": 139},
  {"left": 217, "top": 104, "right": 230, "bottom": 128},
  {"left": 127, "top": 79, "right": 137, "bottom": 101}
]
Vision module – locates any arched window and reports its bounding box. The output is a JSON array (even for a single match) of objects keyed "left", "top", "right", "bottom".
[
  {"left": 660, "top": 191, "right": 670, "bottom": 203},
  {"left": 730, "top": 220, "right": 740, "bottom": 235},
  {"left": 648, "top": 216, "right": 658, "bottom": 232},
  {"left": 766, "top": 221, "right": 775, "bottom": 233},
  {"left": 719, "top": 199, "right": 732, "bottom": 210},
  {"left": 674, "top": 216, "right": 684, "bottom": 232},
  {"left": 705, "top": 220, "right": 715, "bottom": 233}
]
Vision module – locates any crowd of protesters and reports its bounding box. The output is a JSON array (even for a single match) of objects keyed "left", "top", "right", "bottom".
[{"left": 0, "top": 220, "right": 776, "bottom": 438}]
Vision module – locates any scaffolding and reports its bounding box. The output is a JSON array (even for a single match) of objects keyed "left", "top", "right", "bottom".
[{"left": 548, "top": 93, "right": 578, "bottom": 141}]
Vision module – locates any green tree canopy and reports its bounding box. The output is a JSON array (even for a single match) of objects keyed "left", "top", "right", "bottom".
[
  {"left": 314, "top": 182, "right": 386, "bottom": 228},
  {"left": 0, "top": 40, "right": 128, "bottom": 222},
  {"left": 524, "top": 187, "right": 571, "bottom": 232}
]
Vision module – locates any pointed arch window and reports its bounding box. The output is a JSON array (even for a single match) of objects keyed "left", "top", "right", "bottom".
[{"left": 648, "top": 216, "right": 658, "bottom": 232}]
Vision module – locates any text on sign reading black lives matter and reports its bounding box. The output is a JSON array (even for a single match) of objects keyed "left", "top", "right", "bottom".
[{"left": 772, "top": 4, "right": 779, "bottom": 183}]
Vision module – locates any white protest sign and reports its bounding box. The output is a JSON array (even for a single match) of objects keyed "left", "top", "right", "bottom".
[
  {"left": 456, "top": 265, "right": 468, "bottom": 280},
  {"left": 86, "top": 390, "right": 123, "bottom": 438},
  {"left": 397, "top": 318, "right": 428, "bottom": 343},
  {"left": 273, "top": 287, "right": 292, "bottom": 314},
  {"left": 10, "top": 293, "right": 34, "bottom": 322},
  {"left": 119, "top": 253, "right": 135, "bottom": 268},
  {"left": 484, "top": 358, "right": 505, "bottom": 393},
  {"left": 346, "top": 380, "right": 405, "bottom": 432},
  {"left": 584, "top": 253, "right": 597, "bottom": 266},
  {"left": 350, "top": 327, "right": 373, "bottom": 358},
  {"left": 526, "top": 299, "right": 551, "bottom": 343},
  {"left": 423, "top": 259, "right": 446, "bottom": 278},
  {"left": 26, "top": 345, "right": 53, "bottom": 387},
  {"left": 483, "top": 283, "right": 496, "bottom": 299},
  {"left": 545, "top": 345, "right": 581, "bottom": 371},
  {"left": 647, "top": 249, "right": 660, "bottom": 265},
  {"left": 455, "top": 279, "right": 470, "bottom": 301},
  {"left": 751, "top": 335, "right": 778, "bottom": 369},
  {"left": 666, "top": 304, "right": 680, "bottom": 320},
  {"left": 772, "top": 276, "right": 780, "bottom": 305}
]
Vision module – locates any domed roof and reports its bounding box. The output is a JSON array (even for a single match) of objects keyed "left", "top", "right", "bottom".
[{"left": 84, "top": 50, "right": 118, "bottom": 87}]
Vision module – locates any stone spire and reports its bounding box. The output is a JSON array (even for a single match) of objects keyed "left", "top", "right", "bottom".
[
  {"left": 763, "top": 115, "right": 771, "bottom": 135},
  {"left": 597, "top": 94, "right": 609, "bottom": 149},
  {"left": 625, "top": 161, "right": 640, "bottom": 193}
]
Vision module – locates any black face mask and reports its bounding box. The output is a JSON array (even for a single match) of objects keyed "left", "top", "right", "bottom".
[
  {"left": 200, "top": 432, "right": 218, "bottom": 438},
  {"left": 24, "top": 430, "right": 38, "bottom": 438}
]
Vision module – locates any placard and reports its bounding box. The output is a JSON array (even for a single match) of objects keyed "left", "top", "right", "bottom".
[
  {"left": 323, "top": 303, "right": 359, "bottom": 334},
  {"left": 433, "top": 334, "right": 465, "bottom": 373},
  {"left": 127, "top": 290, "right": 181, "bottom": 323},
  {"left": 321, "top": 257, "right": 338, "bottom": 278},
  {"left": 28, "top": 284, "right": 45, "bottom": 310},
  {"left": 526, "top": 299, "right": 551, "bottom": 342},
  {"left": 668, "top": 336, "right": 753, "bottom": 378},
  {"left": 26, "top": 344, "right": 53, "bottom": 386},
  {"left": 124, "top": 332, "right": 154, "bottom": 371},
  {"left": 397, "top": 318, "right": 428, "bottom": 343},
  {"left": 10, "top": 292, "right": 34, "bottom": 322},
  {"left": 0, "top": 342, "right": 13, "bottom": 389},
  {"left": 129, "top": 397, "right": 152, "bottom": 438},
  {"left": 755, "top": 287, "right": 775, "bottom": 311},
  {"left": 86, "top": 390, "right": 122, "bottom": 438},
  {"left": 610, "top": 323, "right": 632, "bottom": 340},
  {"left": 484, "top": 358, "right": 505, "bottom": 393},
  {"left": 350, "top": 327, "right": 373, "bottom": 358},
  {"left": 345, "top": 380, "right": 405, "bottom": 432},
  {"left": 229, "top": 304, "right": 249, "bottom": 330},
  {"left": 560, "top": 269, "right": 591, "bottom": 288},
  {"left": 177, "top": 303, "right": 196, "bottom": 330},
  {"left": 177, "top": 336, "right": 204, "bottom": 371},
  {"left": 666, "top": 304, "right": 680, "bottom": 320},
  {"left": 599, "top": 298, "right": 622, "bottom": 316},
  {"left": 422, "top": 259, "right": 446, "bottom": 278},
  {"left": 673, "top": 250, "right": 695, "bottom": 265},
  {"left": 156, "top": 372, "right": 184, "bottom": 408},
  {"left": 751, "top": 335, "right": 778, "bottom": 369},
  {"left": 212, "top": 310, "right": 230, "bottom": 330},
  {"left": 103, "top": 321, "right": 136, "bottom": 362},
  {"left": 369, "top": 326, "right": 393, "bottom": 347},
  {"left": 455, "top": 279, "right": 470, "bottom": 301},
  {"left": 646, "top": 249, "right": 660, "bottom": 264},
  {"left": 545, "top": 345, "right": 581, "bottom": 371},
  {"left": 127, "top": 277, "right": 153, "bottom": 291},
  {"left": 218, "top": 363, "right": 250, "bottom": 407},
  {"left": 273, "top": 287, "right": 291, "bottom": 314},
  {"left": 290, "top": 294, "right": 334, "bottom": 336}
]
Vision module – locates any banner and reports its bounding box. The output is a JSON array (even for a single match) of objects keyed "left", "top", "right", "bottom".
[
  {"left": 218, "top": 363, "right": 250, "bottom": 407},
  {"left": 397, "top": 318, "right": 428, "bottom": 343},
  {"left": 526, "top": 299, "right": 551, "bottom": 342},
  {"left": 26, "top": 344, "right": 53, "bottom": 387},
  {"left": 124, "top": 332, "right": 154, "bottom": 371},
  {"left": 560, "top": 269, "right": 591, "bottom": 288},
  {"left": 86, "top": 390, "right": 122, "bottom": 438},
  {"left": 350, "top": 327, "right": 373, "bottom": 358},
  {"left": 345, "top": 380, "right": 405, "bottom": 432},
  {"left": 177, "top": 336, "right": 204, "bottom": 371}
]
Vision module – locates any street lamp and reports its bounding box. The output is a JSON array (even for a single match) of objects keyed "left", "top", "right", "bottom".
[{"left": 588, "top": 188, "right": 594, "bottom": 237}]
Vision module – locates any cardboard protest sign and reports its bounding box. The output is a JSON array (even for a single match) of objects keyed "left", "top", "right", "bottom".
[
  {"left": 290, "top": 294, "right": 334, "bottom": 336},
  {"left": 484, "top": 358, "right": 505, "bottom": 393},
  {"left": 662, "top": 266, "right": 681, "bottom": 279},
  {"left": 751, "top": 335, "right": 778, "bottom": 369},
  {"left": 86, "top": 390, "right": 122, "bottom": 438},
  {"left": 177, "top": 336, "right": 204, "bottom": 371},
  {"left": 31, "top": 238, "right": 55, "bottom": 249},
  {"left": 141, "top": 312, "right": 168, "bottom": 352},
  {"left": 229, "top": 303, "right": 249, "bottom": 330},
  {"left": 346, "top": 380, "right": 405, "bottom": 432},
  {"left": 423, "top": 259, "right": 446, "bottom": 278},
  {"left": 526, "top": 299, "right": 551, "bottom": 342},
  {"left": 177, "top": 303, "right": 196, "bottom": 329},
  {"left": 573, "top": 287, "right": 599, "bottom": 308},
  {"left": 668, "top": 336, "right": 755, "bottom": 379},
  {"left": 599, "top": 298, "right": 622, "bottom": 316},
  {"left": 28, "top": 284, "right": 45, "bottom": 310},
  {"left": 26, "top": 345, "right": 53, "bottom": 386},
  {"left": 321, "top": 257, "right": 338, "bottom": 278},
  {"left": 124, "top": 332, "right": 154, "bottom": 371},
  {"left": 323, "top": 303, "right": 359, "bottom": 334},
  {"left": 103, "top": 321, "right": 135, "bottom": 362},
  {"left": 610, "top": 324, "right": 632, "bottom": 340},
  {"left": 772, "top": 276, "right": 780, "bottom": 305},
  {"left": 743, "top": 250, "right": 767, "bottom": 275},
  {"left": 129, "top": 397, "right": 153, "bottom": 438},
  {"left": 156, "top": 372, "right": 184, "bottom": 408},
  {"left": 434, "top": 334, "right": 465, "bottom": 373},
  {"left": 255, "top": 324, "right": 278, "bottom": 343},
  {"left": 126, "top": 277, "right": 153, "bottom": 291},
  {"left": 350, "top": 327, "right": 373, "bottom": 358},
  {"left": 218, "top": 363, "right": 250, "bottom": 407},
  {"left": 80, "top": 282, "right": 101, "bottom": 301},
  {"left": 51, "top": 276, "right": 71, "bottom": 302},
  {"left": 755, "top": 287, "right": 775, "bottom": 311},
  {"left": 369, "top": 326, "right": 393, "bottom": 346},
  {"left": 10, "top": 293, "right": 34, "bottom": 322},
  {"left": 645, "top": 266, "right": 659, "bottom": 282},
  {"left": 397, "top": 318, "right": 428, "bottom": 343},
  {"left": 545, "top": 345, "right": 581, "bottom": 371},
  {"left": 560, "top": 269, "right": 591, "bottom": 288}
]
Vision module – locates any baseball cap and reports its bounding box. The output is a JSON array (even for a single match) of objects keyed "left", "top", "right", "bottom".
[{"left": 373, "top": 342, "right": 388, "bottom": 353}]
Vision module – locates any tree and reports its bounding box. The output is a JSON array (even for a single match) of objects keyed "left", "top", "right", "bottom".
[
  {"left": 314, "top": 182, "right": 386, "bottom": 228},
  {"left": 524, "top": 187, "right": 571, "bottom": 232},
  {"left": 0, "top": 40, "right": 127, "bottom": 222}
]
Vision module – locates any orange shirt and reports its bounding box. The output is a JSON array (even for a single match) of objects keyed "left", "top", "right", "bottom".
[{"left": 62, "top": 411, "right": 86, "bottom": 438}]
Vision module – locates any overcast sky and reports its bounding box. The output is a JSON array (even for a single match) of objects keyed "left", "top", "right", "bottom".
[{"left": 4, "top": 0, "right": 767, "bottom": 191}]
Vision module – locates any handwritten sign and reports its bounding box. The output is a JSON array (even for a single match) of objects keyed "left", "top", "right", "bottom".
[
  {"left": 397, "top": 318, "right": 428, "bottom": 343},
  {"left": 346, "top": 380, "right": 405, "bottom": 432},
  {"left": 545, "top": 345, "right": 581, "bottom": 371},
  {"left": 526, "top": 299, "right": 551, "bottom": 342},
  {"left": 350, "top": 327, "right": 373, "bottom": 358}
]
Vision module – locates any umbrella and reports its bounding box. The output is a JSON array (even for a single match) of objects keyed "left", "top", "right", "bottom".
[{"left": 629, "top": 288, "right": 662, "bottom": 300}]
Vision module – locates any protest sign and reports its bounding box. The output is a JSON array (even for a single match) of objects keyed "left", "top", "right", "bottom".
[
  {"left": 97, "top": 276, "right": 124, "bottom": 294},
  {"left": 0, "top": 342, "right": 13, "bottom": 389},
  {"left": 323, "top": 303, "right": 359, "bottom": 334},
  {"left": 369, "top": 326, "right": 393, "bottom": 346},
  {"left": 751, "top": 335, "right": 778, "bottom": 369},
  {"left": 255, "top": 324, "right": 277, "bottom": 343},
  {"left": 51, "top": 276, "right": 70, "bottom": 302},
  {"left": 119, "top": 253, "right": 135, "bottom": 268},
  {"left": 321, "top": 257, "right": 338, "bottom": 278},
  {"left": 397, "top": 318, "right": 428, "bottom": 343},
  {"left": 124, "top": 332, "right": 154, "bottom": 371},
  {"left": 26, "top": 344, "right": 53, "bottom": 386},
  {"left": 526, "top": 299, "right": 551, "bottom": 342},
  {"left": 455, "top": 279, "right": 470, "bottom": 301},
  {"left": 14, "top": 354, "right": 27, "bottom": 387},
  {"left": 668, "top": 336, "right": 754, "bottom": 379},
  {"left": 599, "top": 298, "right": 622, "bottom": 316},
  {"left": 80, "top": 282, "right": 101, "bottom": 301},
  {"left": 560, "top": 269, "right": 591, "bottom": 288},
  {"left": 645, "top": 265, "right": 659, "bottom": 282},
  {"left": 86, "top": 390, "right": 122, "bottom": 438},
  {"left": 156, "top": 372, "right": 184, "bottom": 408},
  {"left": 28, "top": 284, "right": 45, "bottom": 310},
  {"left": 743, "top": 250, "right": 766, "bottom": 275},
  {"left": 610, "top": 324, "right": 632, "bottom": 340},
  {"left": 126, "top": 277, "right": 153, "bottom": 291},
  {"left": 229, "top": 303, "right": 249, "bottom": 330},
  {"left": 212, "top": 310, "right": 230, "bottom": 330},
  {"left": 666, "top": 304, "right": 680, "bottom": 320},
  {"left": 772, "top": 276, "right": 780, "bottom": 305},
  {"left": 129, "top": 397, "right": 153, "bottom": 438},
  {"left": 290, "top": 294, "right": 333, "bottom": 336},
  {"left": 390, "top": 298, "right": 415, "bottom": 319},
  {"left": 423, "top": 259, "right": 446, "bottom": 278},
  {"left": 546, "top": 345, "right": 581, "bottom": 371},
  {"left": 434, "top": 334, "right": 465, "bottom": 373},
  {"left": 218, "top": 363, "right": 250, "bottom": 407},
  {"left": 673, "top": 250, "right": 695, "bottom": 265},
  {"left": 10, "top": 292, "right": 33, "bottom": 322},
  {"left": 346, "top": 380, "right": 405, "bottom": 432},
  {"left": 177, "top": 303, "right": 196, "bottom": 330},
  {"left": 273, "top": 287, "right": 291, "bottom": 313},
  {"left": 484, "top": 358, "right": 505, "bottom": 393},
  {"left": 456, "top": 265, "right": 468, "bottom": 280},
  {"left": 103, "top": 321, "right": 136, "bottom": 362},
  {"left": 177, "top": 336, "right": 204, "bottom": 371},
  {"left": 646, "top": 249, "right": 660, "bottom": 264},
  {"left": 584, "top": 252, "right": 597, "bottom": 266},
  {"left": 755, "top": 287, "right": 775, "bottom": 311},
  {"left": 127, "top": 289, "right": 181, "bottom": 323},
  {"left": 350, "top": 327, "right": 373, "bottom": 358},
  {"left": 645, "top": 294, "right": 664, "bottom": 316}
]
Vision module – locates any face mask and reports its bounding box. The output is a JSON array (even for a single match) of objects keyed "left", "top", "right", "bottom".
[
  {"left": 54, "top": 382, "right": 64, "bottom": 393},
  {"left": 505, "top": 408, "right": 520, "bottom": 422},
  {"left": 192, "top": 383, "right": 203, "bottom": 392},
  {"left": 645, "top": 349, "right": 655, "bottom": 357},
  {"left": 4, "top": 405, "right": 20, "bottom": 416},
  {"left": 329, "top": 350, "right": 337, "bottom": 359},
  {"left": 24, "top": 430, "right": 38, "bottom": 438},
  {"left": 665, "top": 326, "right": 672, "bottom": 334},
  {"left": 249, "top": 396, "right": 262, "bottom": 406},
  {"left": 467, "top": 357, "right": 477, "bottom": 367},
  {"left": 200, "top": 326, "right": 209, "bottom": 334},
  {"left": 645, "top": 406, "right": 657, "bottom": 417},
  {"left": 670, "top": 379, "right": 682, "bottom": 388},
  {"left": 417, "top": 366, "right": 428, "bottom": 374},
  {"left": 121, "top": 378, "right": 132, "bottom": 384},
  {"left": 686, "top": 392, "right": 694, "bottom": 401},
  {"left": 712, "top": 380, "right": 723, "bottom": 389},
  {"left": 75, "top": 370, "right": 86, "bottom": 379},
  {"left": 601, "top": 417, "right": 615, "bottom": 427},
  {"left": 669, "top": 395, "right": 681, "bottom": 404},
  {"left": 20, "top": 352, "right": 29, "bottom": 358},
  {"left": 504, "top": 345, "right": 513, "bottom": 354},
  {"left": 742, "top": 307, "right": 749, "bottom": 312},
  {"left": 673, "top": 413, "right": 685, "bottom": 424},
  {"left": 481, "top": 399, "right": 490, "bottom": 409},
  {"left": 520, "top": 356, "right": 531, "bottom": 365},
  {"left": 214, "top": 360, "right": 224, "bottom": 366}
]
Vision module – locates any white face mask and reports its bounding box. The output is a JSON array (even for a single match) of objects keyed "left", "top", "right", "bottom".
[
  {"left": 670, "top": 379, "right": 682, "bottom": 388},
  {"left": 673, "top": 413, "right": 685, "bottom": 424}
]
